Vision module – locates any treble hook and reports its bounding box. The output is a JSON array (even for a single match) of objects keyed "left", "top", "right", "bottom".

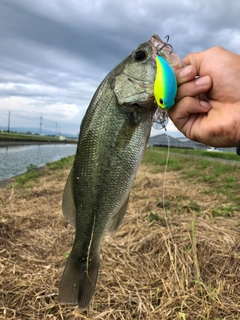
[
  {"left": 157, "top": 35, "right": 173, "bottom": 55},
  {"left": 165, "top": 35, "right": 170, "bottom": 42}
]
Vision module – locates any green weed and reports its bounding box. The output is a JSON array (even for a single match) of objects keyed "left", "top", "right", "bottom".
[
  {"left": 148, "top": 166, "right": 161, "bottom": 174},
  {"left": 203, "top": 189, "right": 211, "bottom": 194},
  {"left": 167, "top": 159, "right": 182, "bottom": 170},
  {"left": 182, "top": 200, "right": 201, "bottom": 214},
  {"left": 142, "top": 150, "right": 168, "bottom": 167},
  {"left": 14, "top": 163, "right": 41, "bottom": 186},
  {"left": 47, "top": 155, "right": 74, "bottom": 170},
  {"left": 142, "top": 149, "right": 184, "bottom": 170},
  {"left": 185, "top": 168, "right": 201, "bottom": 178},
  {"left": 194, "top": 279, "right": 221, "bottom": 301},
  {"left": 27, "top": 163, "right": 38, "bottom": 172},
  {"left": 203, "top": 175, "right": 216, "bottom": 183},
  {"left": 212, "top": 205, "right": 237, "bottom": 217},
  {"left": 63, "top": 252, "right": 69, "bottom": 259},
  {"left": 225, "top": 176, "right": 236, "bottom": 183},
  {"left": 188, "top": 200, "right": 201, "bottom": 213},
  {"left": 156, "top": 198, "right": 170, "bottom": 208},
  {"left": 148, "top": 211, "right": 166, "bottom": 226},
  {"left": 11, "top": 156, "right": 74, "bottom": 187}
]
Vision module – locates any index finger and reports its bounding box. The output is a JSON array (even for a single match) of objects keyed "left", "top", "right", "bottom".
[
  {"left": 183, "top": 52, "right": 204, "bottom": 74},
  {"left": 174, "top": 64, "right": 197, "bottom": 86}
]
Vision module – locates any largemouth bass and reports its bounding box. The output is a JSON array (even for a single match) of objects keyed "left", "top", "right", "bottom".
[{"left": 58, "top": 34, "right": 182, "bottom": 308}]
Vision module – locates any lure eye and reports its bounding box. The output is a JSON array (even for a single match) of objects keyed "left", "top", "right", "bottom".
[
  {"left": 134, "top": 50, "right": 147, "bottom": 61},
  {"left": 159, "top": 98, "right": 164, "bottom": 105}
]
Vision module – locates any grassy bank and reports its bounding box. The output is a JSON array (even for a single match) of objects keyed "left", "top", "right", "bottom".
[
  {"left": 143, "top": 147, "right": 240, "bottom": 214},
  {"left": 0, "top": 149, "right": 239, "bottom": 319},
  {"left": 148, "top": 145, "right": 240, "bottom": 161},
  {"left": 10, "top": 156, "right": 75, "bottom": 187},
  {"left": 0, "top": 131, "right": 77, "bottom": 143}
]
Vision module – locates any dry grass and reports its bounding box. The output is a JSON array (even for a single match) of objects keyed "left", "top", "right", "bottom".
[{"left": 0, "top": 161, "right": 239, "bottom": 319}]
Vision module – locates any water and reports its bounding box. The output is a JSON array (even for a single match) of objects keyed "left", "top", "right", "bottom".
[{"left": 0, "top": 144, "right": 77, "bottom": 182}]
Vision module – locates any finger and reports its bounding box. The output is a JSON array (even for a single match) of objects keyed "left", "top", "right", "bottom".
[
  {"left": 183, "top": 52, "right": 202, "bottom": 67},
  {"left": 182, "top": 52, "right": 206, "bottom": 75},
  {"left": 175, "top": 75, "right": 212, "bottom": 102},
  {"left": 168, "top": 96, "right": 211, "bottom": 132},
  {"left": 173, "top": 65, "right": 197, "bottom": 86}
]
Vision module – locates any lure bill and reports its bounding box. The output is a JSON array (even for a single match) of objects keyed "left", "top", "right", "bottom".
[
  {"left": 152, "top": 107, "right": 169, "bottom": 130},
  {"left": 154, "top": 55, "right": 177, "bottom": 110}
]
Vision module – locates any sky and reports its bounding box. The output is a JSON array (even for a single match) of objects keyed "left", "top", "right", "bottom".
[{"left": 1, "top": 0, "right": 240, "bottom": 137}]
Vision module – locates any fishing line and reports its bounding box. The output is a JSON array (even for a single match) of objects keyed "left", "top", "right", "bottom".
[
  {"left": 152, "top": 109, "right": 172, "bottom": 237},
  {"left": 164, "top": 130, "right": 197, "bottom": 279},
  {"left": 153, "top": 112, "right": 197, "bottom": 279},
  {"left": 161, "top": 129, "right": 172, "bottom": 240},
  {"left": 159, "top": 126, "right": 178, "bottom": 252},
  {"left": 164, "top": 135, "right": 197, "bottom": 280}
]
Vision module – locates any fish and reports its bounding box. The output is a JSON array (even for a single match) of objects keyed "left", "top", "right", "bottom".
[
  {"left": 58, "top": 34, "right": 182, "bottom": 309},
  {"left": 154, "top": 55, "right": 177, "bottom": 109}
]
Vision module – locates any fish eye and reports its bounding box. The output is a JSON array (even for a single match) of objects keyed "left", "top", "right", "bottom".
[
  {"left": 159, "top": 98, "right": 164, "bottom": 105},
  {"left": 134, "top": 50, "right": 147, "bottom": 61}
]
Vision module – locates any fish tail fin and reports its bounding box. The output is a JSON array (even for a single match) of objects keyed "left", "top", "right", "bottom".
[{"left": 58, "top": 253, "right": 100, "bottom": 309}]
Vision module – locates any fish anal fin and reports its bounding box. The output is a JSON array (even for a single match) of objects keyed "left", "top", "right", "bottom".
[
  {"left": 58, "top": 253, "right": 100, "bottom": 309},
  {"left": 107, "top": 195, "right": 129, "bottom": 233},
  {"left": 62, "top": 169, "right": 77, "bottom": 227}
]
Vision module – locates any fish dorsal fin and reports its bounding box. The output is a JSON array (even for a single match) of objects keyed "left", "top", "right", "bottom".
[
  {"left": 62, "top": 169, "right": 77, "bottom": 227},
  {"left": 106, "top": 195, "right": 129, "bottom": 233}
]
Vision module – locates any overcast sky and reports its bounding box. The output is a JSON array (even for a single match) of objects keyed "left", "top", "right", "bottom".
[{"left": 1, "top": 0, "right": 240, "bottom": 137}]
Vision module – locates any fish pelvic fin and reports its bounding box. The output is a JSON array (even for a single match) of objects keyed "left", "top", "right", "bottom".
[
  {"left": 62, "top": 168, "right": 77, "bottom": 226},
  {"left": 58, "top": 253, "right": 100, "bottom": 309},
  {"left": 106, "top": 195, "right": 129, "bottom": 233}
]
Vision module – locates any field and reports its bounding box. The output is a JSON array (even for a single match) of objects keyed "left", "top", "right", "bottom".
[
  {"left": 0, "top": 132, "right": 60, "bottom": 142},
  {"left": 0, "top": 148, "right": 240, "bottom": 319},
  {"left": 0, "top": 132, "right": 77, "bottom": 144}
]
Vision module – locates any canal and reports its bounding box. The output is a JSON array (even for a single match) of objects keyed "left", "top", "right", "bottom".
[{"left": 0, "top": 144, "right": 77, "bottom": 182}]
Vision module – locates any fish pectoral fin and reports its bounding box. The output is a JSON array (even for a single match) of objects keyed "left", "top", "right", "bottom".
[
  {"left": 106, "top": 195, "right": 129, "bottom": 233},
  {"left": 62, "top": 168, "right": 77, "bottom": 227},
  {"left": 58, "top": 253, "right": 100, "bottom": 309}
]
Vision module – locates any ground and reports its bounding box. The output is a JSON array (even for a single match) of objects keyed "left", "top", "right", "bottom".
[{"left": 0, "top": 155, "right": 239, "bottom": 319}]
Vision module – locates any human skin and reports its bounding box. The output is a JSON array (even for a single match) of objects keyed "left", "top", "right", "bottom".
[{"left": 169, "top": 46, "right": 240, "bottom": 147}]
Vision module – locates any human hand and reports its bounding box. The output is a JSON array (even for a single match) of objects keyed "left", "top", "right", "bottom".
[{"left": 168, "top": 47, "right": 240, "bottom": 147}]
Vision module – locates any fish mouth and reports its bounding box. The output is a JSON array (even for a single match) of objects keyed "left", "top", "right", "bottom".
[
  {"left": 150, "top": 34, "right": 184, "bottom": 69},
  {"left": 128, "top": 96, "right": 155, "bottom": 109}
]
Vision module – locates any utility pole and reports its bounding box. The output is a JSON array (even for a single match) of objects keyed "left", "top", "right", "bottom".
[
  {"left": 7, "top": 111, "right": 11, "bottom": 132},
  {"left": 40, "top": 116, "right": 43, "bottom": 134},
  {"left": 55, "top": 122, "right": 58, "bottom": 136}
]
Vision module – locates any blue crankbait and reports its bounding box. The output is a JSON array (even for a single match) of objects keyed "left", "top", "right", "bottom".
[{"left": 154, "top": 55, "right": 177, "bottom": 110}]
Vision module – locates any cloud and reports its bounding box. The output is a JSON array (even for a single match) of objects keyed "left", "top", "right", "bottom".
[{"left": 0, "top": 0, "right": 240, "bottom": 135}]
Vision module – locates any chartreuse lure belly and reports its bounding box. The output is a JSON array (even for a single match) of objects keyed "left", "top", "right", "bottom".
[{"left": 154, "top": 55, "right": 177, "bottom": 110}]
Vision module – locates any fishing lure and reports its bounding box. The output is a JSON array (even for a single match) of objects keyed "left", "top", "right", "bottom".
[{"left": 154, "top": 55, "right": 177, "bottom": 110}]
